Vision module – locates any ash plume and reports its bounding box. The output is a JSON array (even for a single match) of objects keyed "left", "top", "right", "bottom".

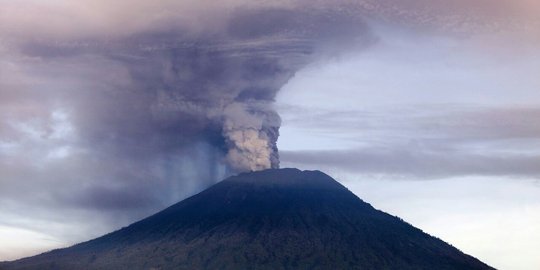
[
  {"left": 223, "top": 102, "right": 281, "bottom": 171},
  {"left": 0, "top": 2, "right": 373, "bottom": 203}
]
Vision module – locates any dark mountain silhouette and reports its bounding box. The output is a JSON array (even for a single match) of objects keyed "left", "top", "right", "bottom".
[{"left": 0, "top": 168, "right": 494, "bottom": 270}]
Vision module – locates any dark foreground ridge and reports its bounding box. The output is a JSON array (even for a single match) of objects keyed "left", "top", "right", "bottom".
[{"left": 0, "top": 168, "right": 493, "bottom": 270}]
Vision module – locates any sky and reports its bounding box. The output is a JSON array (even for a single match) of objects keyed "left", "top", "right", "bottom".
[
  {"left": 1, "top": 1, "right": 539, "bottom": 269},
  {"left": 277, "top": 27, "right": 540, "bottom": 269}
]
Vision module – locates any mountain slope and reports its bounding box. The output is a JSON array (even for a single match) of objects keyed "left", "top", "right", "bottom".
[{"left": 0, "top": 168, "right": 493, "bottom": 270}]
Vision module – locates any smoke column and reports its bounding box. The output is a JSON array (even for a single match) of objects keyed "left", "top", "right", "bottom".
[
  {"left": 10, "top": 6, "right": 368, "bottom": 175},
  {"left": 223, "top": 102, "right": 281, "bottom": 171},
  {"left": 116, "top": 29, "right": 314, "bottom": 174}
]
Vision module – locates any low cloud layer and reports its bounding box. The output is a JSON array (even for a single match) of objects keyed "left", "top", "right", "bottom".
[{"left": 280, "top": 105, "right": 540, "bottom": 179}]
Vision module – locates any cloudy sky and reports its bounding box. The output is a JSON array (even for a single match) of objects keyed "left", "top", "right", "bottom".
[
  {"left": 277, "top": 26, "right": 540, "bottom": 270},
  {"left": 1, "top": 1, "right": 539, "bottom": 269}
]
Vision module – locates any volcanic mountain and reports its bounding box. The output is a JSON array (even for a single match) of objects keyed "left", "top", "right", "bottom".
[{"left": 0, "top": 168, "right": 493, "bottom": 270}]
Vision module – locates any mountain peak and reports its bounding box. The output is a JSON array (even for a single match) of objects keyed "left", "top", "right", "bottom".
[{"left": 226, "top": 168, "right": 346, "bottom": 190}]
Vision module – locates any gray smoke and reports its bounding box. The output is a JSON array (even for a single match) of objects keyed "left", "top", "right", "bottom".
[
  {"left": 0, "top": 4, "right": 373, "bottom": 188},
  {"left": 222, "top": 102, "right": 281, "bottom": 171},
  {"left": 111, "top": 33, "right": 306, "bottom": 174}
]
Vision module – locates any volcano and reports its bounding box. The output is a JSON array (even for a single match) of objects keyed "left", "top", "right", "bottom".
[{"left": 0, "top": 168, "right": 493, "bottom": 270}]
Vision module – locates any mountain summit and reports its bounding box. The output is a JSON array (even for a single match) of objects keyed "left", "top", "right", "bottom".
[{"left": 1, "top": 168, "right": 493, "bottom": 270}]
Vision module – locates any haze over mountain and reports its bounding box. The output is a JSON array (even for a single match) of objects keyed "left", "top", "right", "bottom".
[{"left": 0, "top": 169, "right": 493, "bottom": 270}]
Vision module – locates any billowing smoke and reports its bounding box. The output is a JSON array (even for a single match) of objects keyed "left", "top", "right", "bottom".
[
  {"left": 0, "top": 2, "right": 374, "bottom": 208},
  {"left": 111, "top": 21, "right": 318, "bottom": 174},
  {"left": 223, "top": 102, "right": 281, "bottom": 171},
  {"left": 125, "top": 7, "right": 370, "bottom": 174},
  {"left": 114, "top": 32, "right": 307, "bottom": 174}
]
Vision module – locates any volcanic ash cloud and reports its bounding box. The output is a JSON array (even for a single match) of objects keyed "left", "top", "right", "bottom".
[
  {"left": 0, "top": 3, "right": 373, "bottom": 179},
  {"left": 222, "top": 102, "right": 281, "bottom": 171}
]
